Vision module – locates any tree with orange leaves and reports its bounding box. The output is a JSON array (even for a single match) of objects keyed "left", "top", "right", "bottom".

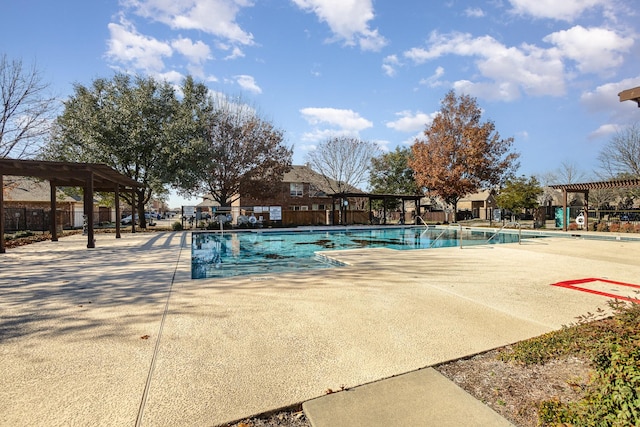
[{"left": 410, "top": 90, "right": 519, "bottom": 217}]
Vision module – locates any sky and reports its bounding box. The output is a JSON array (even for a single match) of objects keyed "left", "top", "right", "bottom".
[{"left": 2, "top": 0, "right": 639, "bottom": 208}]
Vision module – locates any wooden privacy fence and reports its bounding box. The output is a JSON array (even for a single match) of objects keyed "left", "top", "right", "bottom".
[{"left": 265, "top": 210, "right": 371, "bottom": 226}]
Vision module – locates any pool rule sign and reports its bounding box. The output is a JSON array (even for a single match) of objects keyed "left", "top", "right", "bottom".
[{"left": 269, "top": 206, "right": 282, "bottom": 221}]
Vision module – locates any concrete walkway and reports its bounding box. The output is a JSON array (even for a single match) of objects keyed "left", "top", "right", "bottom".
[{"left": 1, "top": 230, "right": 639, "bottom": 426}]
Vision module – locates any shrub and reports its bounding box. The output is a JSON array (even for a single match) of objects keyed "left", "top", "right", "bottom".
[
  {"left": 171, "top": 221, "right": 183, "bottom": 231},
  {"left": 501, "top": 301, "right": 640, "bottom": 427},
  {"left": 568, "top": 223, "right": 579, "bottom": 231},
  {"left": 620, "top": 222, "right": 635, "bottom": 233},
  {"left": 608, "top": 222, "right": 621, "bottom": 233},
  {"left": 597, "top": 222, "right": 609, "bottom": 232}
]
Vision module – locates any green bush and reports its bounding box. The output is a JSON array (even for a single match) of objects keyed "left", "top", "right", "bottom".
[{"left": 171, "top": 221, "right": 183, "bottom": 231}]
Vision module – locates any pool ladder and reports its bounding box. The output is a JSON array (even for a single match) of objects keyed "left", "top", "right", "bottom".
[
  {"left": 487, "top": 221, "right": 521, "bottom": 244},
  {"left": 416, "top": 216, "right": 460, "bottom": 248}
]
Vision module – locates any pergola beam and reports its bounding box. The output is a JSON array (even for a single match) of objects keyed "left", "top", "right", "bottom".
[{"left": 619, "top": 86, "right": 640, "bottom": 107}]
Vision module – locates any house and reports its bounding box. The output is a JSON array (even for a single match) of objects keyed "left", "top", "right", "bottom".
[
  {"left": 2, "top": 176, "right": 113, "bottom": 231},
  {"left": 201, "top": 165, "right": 368, "bottom": 226},
  {"left": 456, "top": 190, "right": 496, "bottom": 220}
]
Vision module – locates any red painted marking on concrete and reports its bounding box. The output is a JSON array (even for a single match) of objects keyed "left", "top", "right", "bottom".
[{"left": 551, "top": 278, "right": 640, "bottom": 303}]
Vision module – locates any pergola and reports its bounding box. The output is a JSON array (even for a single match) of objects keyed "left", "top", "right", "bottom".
[
  {"left": 550, "top": 178, "right": 640, "bottom": 231},
  {"left": 1, "top": 159, "right": 142, "bottom": 253},
  {"left": 331, "top": 192, "right": 422, "bottom": 225}
]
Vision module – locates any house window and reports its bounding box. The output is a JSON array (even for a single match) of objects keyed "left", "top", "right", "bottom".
[
  {"left": 300, "top": 205, "right": 308, "bottom": 211},
  {"left": 312, "top": 204, "right": 326, "bottom": 211},
  {"left": 290, "top": 183, "right": 303, "bottom": 197}
]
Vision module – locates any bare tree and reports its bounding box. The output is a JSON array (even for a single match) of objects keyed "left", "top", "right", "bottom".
[
  {"left": 0, "top": 54, "right": 56, "bottom": 159},
  {"left": 556, "top": 160, "right": 587, "bottom": 184},
  {"left": 305, "top": 136, "right": 380, "bottom": 193},
  {"left": 191, "top": 94, "right": 293, "bottom": 207},
  {"left": 598, "top": 124, "right": 640, "bottom": 178},
  {"left": 305, "top": 136, "right": 379, "bottom": 224}
]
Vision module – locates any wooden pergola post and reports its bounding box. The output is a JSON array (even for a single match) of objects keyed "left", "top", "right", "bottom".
[
  {"left": 0, "top": 174, "right": 5, "bottom": 254},
  {"left": 562, "top": 189, "right": 568, "bottom": 231},
  {"left": 49, "top": 182, "right": 58, "bottom": 242},
  {"left": 115, "top": 185, "right": 121, "bottom": 238},
  {"left": 84, "top": 172, "right": 95, "bottom": 248}
]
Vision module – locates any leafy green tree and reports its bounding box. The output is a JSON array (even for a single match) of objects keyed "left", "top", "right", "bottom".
[
  {"left": 495, "top": 175, "right": 542, "bottom": 219},
  {"left": 369, "top": 146, "right": 420, "bottom": 194},
  {"left": 43, "top": 73, "right": 202, "bottom": 227},
  {"left": 369, "top": 146, "right": 420, "bottom": 212},
  {"left": 189, "top": 94, "right": 293, "bottom": 207},
  {"left": 410, "top": 90, "right": 519, "bottom": 214}
]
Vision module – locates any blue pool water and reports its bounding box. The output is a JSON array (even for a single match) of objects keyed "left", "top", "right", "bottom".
[{"left": 191, "top": 226, "right": 524, "bottom": 279}]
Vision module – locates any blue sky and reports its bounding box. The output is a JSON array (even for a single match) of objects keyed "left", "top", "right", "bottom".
[{"left": 2, "top": 0, "right": 639, "bottom": 208}]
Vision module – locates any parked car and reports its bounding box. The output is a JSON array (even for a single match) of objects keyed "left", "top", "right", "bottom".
[{"left": 121, "top": 213, "right": 155, "bottom": 225}]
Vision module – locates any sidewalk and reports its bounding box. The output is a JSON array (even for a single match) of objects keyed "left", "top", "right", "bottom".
[{"left": 1, "top": 231, "right": 639, "bottom": 426}]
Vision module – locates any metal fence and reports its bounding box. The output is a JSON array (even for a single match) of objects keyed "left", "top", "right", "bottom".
[{"left": 2, "top": 208, "right": 112, "bottom": 233}]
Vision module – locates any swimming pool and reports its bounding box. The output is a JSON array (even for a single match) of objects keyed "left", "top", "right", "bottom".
[{"left": 191, "top": 226, "right": 524, "bottom": 279}]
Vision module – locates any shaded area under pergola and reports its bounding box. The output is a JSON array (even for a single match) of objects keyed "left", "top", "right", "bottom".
[
  {"left": 1, "top": 159, "right": 142, "bottom": 253},
  {"left": 550, "top": 178, "right": 640, "bottom": 231},
  {"left": 330, "top": 192, "right": 422, "bottom": 225}
]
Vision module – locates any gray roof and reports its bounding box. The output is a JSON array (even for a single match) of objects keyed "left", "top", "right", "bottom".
[
  {"left": 3, "top": 176, "right": 81, "bottom": 203},
  {"left": 284, "top": 165, "right": 361, "bottom": 195}
]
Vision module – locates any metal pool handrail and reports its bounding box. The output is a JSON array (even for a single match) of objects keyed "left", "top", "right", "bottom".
[
  {"left": 416, "top": 216, "right": 434, "bottom": 238},
  {"left": 487, "top": 222, "right": 521, "bottom": 244},
  {"left": 429, "top": 227, "right": 450, "bottom": 248}
]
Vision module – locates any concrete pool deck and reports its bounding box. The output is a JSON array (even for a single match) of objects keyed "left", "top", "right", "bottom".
[{"left": 1, "top": 229, "right": 639, "bottom": 426}]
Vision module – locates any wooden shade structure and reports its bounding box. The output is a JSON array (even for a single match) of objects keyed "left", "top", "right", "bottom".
[
  {"left": 330, "top": 192, "right": 422, "bottom": 225},
  {"left": 550, "top": 178, "right": 640, "bottom": 231},
  {"left": 1, "top": 159, "right": 142, "bottom": 253},
  {"left": 619, "top": 86, "right": 640, "bottom": 107}
]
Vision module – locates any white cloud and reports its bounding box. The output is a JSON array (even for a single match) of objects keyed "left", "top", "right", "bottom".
[
  {"left": 106, "top": 18, "right": 172, "bottom": 72},
  {"left": 122, "top": 0, "right": 255, "bottom": 45},
  {"left": 300, "top": 107, "right": 373, "bottom": 131},
  {"left": 171, "top": 37, "right": 212, "bottom": 64},
  {"left": 386, "top": 110, "right": 436, "bottom": 133},
  {"left": 301, "top": 128, "right": 355, "bottom": 142},
  {"left": 543, "top": 25, "right": 634, "bottom": 74},
  {"left": 419, "top": 66, "right": 445, "bottom": 87},
  {"left": 235, "top": 75, "right": 262, "bottom": 94},
  {"left": 581, "top": 77, "right": 640, "bottom": 140},
  {"left": 508, "top": 0, "right": 604, "bottom": 22},
  {"left": 464, "top": 7, "right": 485, "bottom": 18},
  {"left": 291, "top": 0, "right": 387, "bottom": 51},
  {"left": 155, "top": 70, "right": 185, "bottom": 85},
  {"left": 404, "top": 32, "right": 566, "bottom": 100},
  {"left": 581, "top": 76, "right": 640, "bottom": 126},
  {"left": 224, "top": 46, "right": 245, "bottom": 60},
  {"left": 382, "top": 55, "right": 400, "bottom": 77},
  {"left": 588, "top": 123, "right": 621, "bottom": 140}
]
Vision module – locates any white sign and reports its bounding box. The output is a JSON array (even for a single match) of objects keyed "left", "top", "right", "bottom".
[
  {"left": 269, "top": 206, "right": 282, "bottom": 221},
  {"left": 183, "top": 206, "right": 196, "bottom": 217}
]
